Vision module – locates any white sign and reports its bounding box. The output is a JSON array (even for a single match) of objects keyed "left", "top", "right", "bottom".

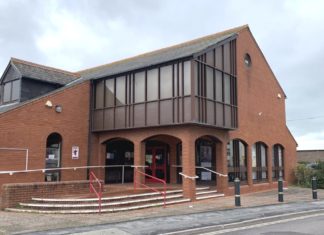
[
  {"left": 201, "top": 172, "right": 212, "bottom": 181},
  {"left": 72, "top": 146, "right": 79, "bottom": 159},
  {"left": 48, "top": 154, "right": 55, "bottom": 160}
]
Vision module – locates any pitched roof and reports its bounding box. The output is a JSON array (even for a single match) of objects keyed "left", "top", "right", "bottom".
[
  {"left": 10, "top": 58, "right": 80, "bottom": 85},
  {"left": 79, "top": 25, "right": 248, "bottom": 80}
]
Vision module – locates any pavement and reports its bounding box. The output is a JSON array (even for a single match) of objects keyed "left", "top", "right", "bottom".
[{"left": 0, "top": 186, "right": 323, "bottom": 234}]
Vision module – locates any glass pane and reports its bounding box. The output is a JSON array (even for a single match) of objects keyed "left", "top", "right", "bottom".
[
  {"left": 134, "top": 104, "right": 145, "bottom": 127},
  {"left": 92, "top": 110, "right": 103, "bottom": 130},
  {"left": 134, "top": 71, "right": 145, "bottom": 103},
  {"left": 115, "top": 107, "right": 125, "bottom": 129},
  {"left": 174, "top": 64, "right": 178, "bottom": 97},
  {"left": 224, "top": 43, "right": 230, "bottom": 73},
  {"left": 206, "top": 67, "right": 213, "bottom": 99},
  {"left": 179, "top": 63, "right": 183, "bottom": 96},
  {"left": 155, "top": 149, "right": 165, "bottom": 166},
  {"left": 224, "top": 105, "right": 231, "bottom": 127},
  {"left": 215, "top": 46, "right": 223, "bottom": 70},
  {"left": 279, "top": 147, "right": 283, "bottom": 167},
  {"left": 216, "top": 103, "right": 223, "bottom": 126},
  {"left": 160, "top": 100, "right": 173, "bottom": 125},
  {"left": 95, "top": 80, "right": 104, "bottom": 109},
  {"left": 215, "top": 71, "right": 222, "bottom": 102},
  {"left": 105, "top": 79, "right": 114, "bottom": 107},
  {"left": 116, "top": 76, "right": 125, "bottom": 106},
  {"left": 104, "top": 108, "right": 114, "bottom": 130},
  {"left": 206, "top": 100, "right": 214, "bottom": 125},
  {"left": 11, "top": 80, "right": 20, "bottom": 100},
  {"left": 239, "top": 141, "right": 246, "bottom": 167},
  {"left": 261, "top": 144, "right": 267, "bottom": 167},
  {"left": 183, "top": 61, "right": 191, "bottom": 95},
  {"left": 262, "top": 171, "right": 267, "bottom": 179},
  {"left": 206, "top": 50, "right": 214, "bottom": 66},
  {"left": 252, "top": 144, "right": 256, "bottom": 167},
  {"left": 146, "top": 102, "right": 158, "bottom": 126},
  {"left": 227, "top": 141, "right": 233, "bottom": 167},
  {"left": 184, "top": 97, "right": 191, "bottom": 122},
  {"left": 224, "top": 74, "right": 231, "bottom": 104},
  {"left": 160, "top": 65, "right": 173, "bottom": 99},
  {"left": 147, "top": 69, "right": 158, "bottom": 101},
  {"left": 252, "top": 171, "right": 257, "bottom": 180}
]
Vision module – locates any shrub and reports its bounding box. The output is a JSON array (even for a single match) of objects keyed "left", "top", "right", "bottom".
[{"left": 295, "top": 161, "right": 324, "bottom": 188}]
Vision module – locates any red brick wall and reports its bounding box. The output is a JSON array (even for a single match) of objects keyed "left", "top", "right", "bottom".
[
  {"left": 0, "top": 81, "right": 90, "bottom": 188},
  {"left": 0, "top": 180, "right": 90, "bottom": 209},
  {"left": 230, "top": 28, "right": 297, "bottom": 183}
]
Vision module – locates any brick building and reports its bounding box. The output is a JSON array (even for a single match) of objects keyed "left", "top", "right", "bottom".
[{"left": 0, "top": 25, "right": 297, "bottom": 201}]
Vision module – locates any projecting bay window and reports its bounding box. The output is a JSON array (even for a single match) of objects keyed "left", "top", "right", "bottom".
[
  {"left": 92, "top": 39, "right": 238, "bottom": 131},
  {"left": 193, "top": 40, "right": 237, "bottom": 128},
  {"left": 92, "top": 60, "right": 192, "bottom": 131},
  {"left": 272, "top": 144, "right": 284, "bottom": 180},
  {"left": 1, "top": 79, "right": 20, "bottom": 104},
  {"left": 227, "top": 139, "right": 247, "bottom": 183},
  {"left": 252, "top": 142, "right": 268, "bottom": 182}
]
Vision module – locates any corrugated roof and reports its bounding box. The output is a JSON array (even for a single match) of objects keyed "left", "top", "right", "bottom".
[
  {"left": 11, "top": 58, "right": 80, "bottom": 85},
  {"left": 79, "top": 25, "right": 248, "bottom": 79}
]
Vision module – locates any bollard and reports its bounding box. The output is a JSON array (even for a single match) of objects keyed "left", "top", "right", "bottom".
[
  {"left": 278, "top": 177, "right": 284, "bottom": 202},
  {"left": 312, "top": 176, "right": 318, "bottom": 200},
  {"left": 234, "top": 178, "right": 241, "bottom": 207}
]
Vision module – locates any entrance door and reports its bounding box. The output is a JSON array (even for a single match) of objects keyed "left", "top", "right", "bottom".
[{"left": 145, "top": 147, "right": 166, "bottom": 182}]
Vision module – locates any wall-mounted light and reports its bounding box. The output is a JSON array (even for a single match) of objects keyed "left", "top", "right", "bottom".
[
  {"left": 277, "top": 93, "right": 282, "bottom": 99},
  {"left": 55, "top": 105, "right": 62, "bottom": 113},
  {"left": 45, "top": 100, "right": 53, "bottom": 108}
]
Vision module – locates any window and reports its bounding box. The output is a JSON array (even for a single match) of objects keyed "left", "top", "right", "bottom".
[
  {"left": 160, "top": 65, "right": 173, "bottom": 99},
  {"left": 134, "top": 71, "right": 145, "bottom": 103},
  {"left": 2, "top": 80, "right": 20, "bottom": 103},
  {"left": 105, "top": 79, "right": 114, "bottom": 107},
  {"left": 227, "top": 139, "right": 247, "bottom": 182},
  {"left": 273, "top": 145, "right": 284, "bottom": 180},
  {"left": 147, "top": 69, "right": 158, "bottom": 101},
  {"left": 244, "top": 53, "right": 252, "bottom": 67},
  {"left": 183, "top": 61, "right": 191, "bottom": 95},
  {"left": 116, "top": 76, "right": 125, "bottom": 106},
  {"left": 206, "top": 67, "right": 214, "bottom": 99},
  {"left": 252, "top": 142, "right": 268, "bottom": 182}
]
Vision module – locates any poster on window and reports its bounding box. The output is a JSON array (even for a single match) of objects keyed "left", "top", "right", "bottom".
[
  {"left": 200, "top": 145, "right": 212, "bottom": 167},
  {"left": 201, "top": 171, "right": 212, "bottom": 180},
  {"left": 72, "top": 146, "right": 79, "bottom": 159}
]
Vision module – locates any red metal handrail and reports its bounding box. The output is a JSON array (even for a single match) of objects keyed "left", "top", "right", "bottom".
[
  {"left": 89, "top": 171, "right": 103, "bottom": 213},
  {"left": 133, "top": 167, "right": 166, "bottom": 208}
]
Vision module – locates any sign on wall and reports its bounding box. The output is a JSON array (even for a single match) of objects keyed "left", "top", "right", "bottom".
[{"left": 72, "top": 146, "right": 79, "bottom": 159}]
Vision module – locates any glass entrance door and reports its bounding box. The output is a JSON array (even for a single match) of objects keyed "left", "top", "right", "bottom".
[{"left": 145, "top": 147, "right": 166, "bottom": 182}]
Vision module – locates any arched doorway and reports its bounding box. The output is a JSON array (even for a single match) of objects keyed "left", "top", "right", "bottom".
[
  {"left": 143, "top": 135, "right": 181, "bottom": 184},
  {"left": 45, "top": 133, "right": 62, "bottom": 182},
  {"left": 105, "top": 138, "right": 134, "bottom": 184},
  {"left": 195, "top": 136, "right": 219, "bottom": 185}
]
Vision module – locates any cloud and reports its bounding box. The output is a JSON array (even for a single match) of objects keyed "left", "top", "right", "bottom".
[
  {"left": 1, "top": 0, "right": 324, "bottom": 149},
  {"left": 296, "top": 131, "right": 324, "bottom": 150}
]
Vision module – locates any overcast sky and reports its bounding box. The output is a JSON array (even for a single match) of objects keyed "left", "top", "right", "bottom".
[{"left": 0, "top": 0, "right": 323, "bottom": 150}]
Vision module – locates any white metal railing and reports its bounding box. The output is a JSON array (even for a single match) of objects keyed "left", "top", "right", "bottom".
[
  {"left": 0, "top": 148, "right": 29, "bottom": 171},
  {"left": 179, "top": 172, "right": 199, "bottom": 180},
  {"left": 172, "top": 165, "right": 227, "bottom": 177},
  {"left": 0, "top": 164, "right": 138, "bottom": 184},
  {"left": 195, "top": 166, "right": 228, "bottom": 177}
]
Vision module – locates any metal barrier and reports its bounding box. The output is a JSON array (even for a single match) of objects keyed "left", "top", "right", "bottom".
[
  {"left": 0, "top": 165, "right": 133, "bottom": 184},
  {"left": 89, "top": 171, "right": 103, "bottom": 213},
  {"left": 132, "top": 166, "right": 166, "bottom": 208}
]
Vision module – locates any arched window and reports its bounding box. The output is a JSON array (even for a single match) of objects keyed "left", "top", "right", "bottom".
[
  {"left": 45, "top": 133, "right": 62, "bottom": 182},
  {"left": 273, "top": 144, "right": 284, "bottom": 180},
  {"left": 252, "top": 142, "right": 268, "bottom": 182},
  {"left": 227, "top": 139, "right": 247, "bottom": 182}
]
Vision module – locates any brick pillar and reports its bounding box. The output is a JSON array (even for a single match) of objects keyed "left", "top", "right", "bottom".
[
  {"left": 267, "top": 146, "right": 273, "bottom": 183},
  {"left": 97, "top": 143, "right": 106, "bottom": 181},
  {"left": 246, "top": 145, "right": 253, "bottom": 186},
  {"left": 134, "top": 141, "right": 145, "bottom": 185},
  {"left": 181, "top": 135, "right": 196, "bottom": 201},
  {"left": 216, "top": 142, "right": 228, "bottom": 193},
  {"left": 169, "top": 143, "right": 178, "bottom": 184}
]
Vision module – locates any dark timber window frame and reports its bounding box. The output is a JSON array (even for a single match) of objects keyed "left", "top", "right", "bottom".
[
  {"left": 1, "top": 79, "right": 20, "bottom": 104},
  {"left": 252, "top": 142, "right": 268, "bottom": 182},
  {"left": 227, "top": 139, "right": 247, "bottom": 183},
  {"left": 272, "top": 144, "right": 284, "bottom": 180}
]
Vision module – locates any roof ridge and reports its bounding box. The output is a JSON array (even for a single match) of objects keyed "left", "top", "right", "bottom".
[
  {"left": 78, "top": 24, "right": 249, "bottom": 75},
  {"left": 11, "top": 57, "right": 80, "bottom": 78}
]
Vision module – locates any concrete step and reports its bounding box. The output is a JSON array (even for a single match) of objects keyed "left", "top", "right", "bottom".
[
  {"left": 196, "top": 190, "right": 218, "bottom": 195},
  {"left": 6, "top": 198, "right": 191, "bottom": 214},
  {"left": 31, "top": 187, "right": 210, "bottom": 203},
  {"left": 196, "top": 193, "right": 225, "bottom": 200},
  {"left": 20, "top": 194, "right": 184, "bottom": 209}
]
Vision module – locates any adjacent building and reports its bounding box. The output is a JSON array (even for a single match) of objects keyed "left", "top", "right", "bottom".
[{"left": 0, "top": 25, "right": 297, "bottom": 200}]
